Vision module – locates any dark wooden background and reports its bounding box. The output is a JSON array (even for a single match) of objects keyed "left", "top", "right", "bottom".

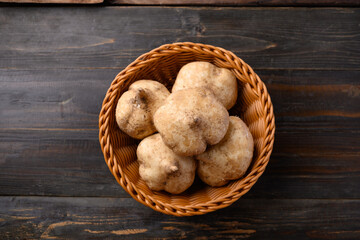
[{"left": 0, "top": 4, "right": 359, "bottom": 240}]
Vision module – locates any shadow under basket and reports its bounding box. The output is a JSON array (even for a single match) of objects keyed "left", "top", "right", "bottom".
[{"left": 99, "top": 42, "right": 275, "bottom": 216}]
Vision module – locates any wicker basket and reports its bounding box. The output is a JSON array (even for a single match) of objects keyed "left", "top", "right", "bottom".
[{"left": 99, "top": 42, "right": 275, "bottom": 216}]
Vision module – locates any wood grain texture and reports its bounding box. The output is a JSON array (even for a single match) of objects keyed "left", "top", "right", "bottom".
[
  {"left": 108, "top": 0, "right": 360, "bottom": 6},
  {"left": 0, "top": 197, "right": 359, "bottom": 239},
  {"left": 0, "top": 68, "right": 359, "bottom": 198},
  {"left": 0, "top": 6, "right": 359, "bottom": 238},
  {"left": 1, "top": 128, "right": 359, "bottom": 198},
  {"left": 0, "top": 0, "right": 102, "bottom": 3},
  {"left": 0, "top": 0, "right": 358, "bottom": 5},
  {"left": 0, "top": 7, "right": 359, "bottom": 70},
  {"left": 1, "top": 69, "right": 359, "bottom": 129}
]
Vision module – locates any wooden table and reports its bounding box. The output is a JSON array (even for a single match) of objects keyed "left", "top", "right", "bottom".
[{"left": 0, "top": 3, "right": 359, "bottom": 240}]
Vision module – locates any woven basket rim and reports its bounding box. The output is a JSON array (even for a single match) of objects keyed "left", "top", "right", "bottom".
[{"left": 99, "top": 42, "right": 275, "bottom": 216}]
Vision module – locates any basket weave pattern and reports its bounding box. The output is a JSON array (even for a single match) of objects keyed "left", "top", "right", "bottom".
[{"left": 99, "top": 42, "right": 275, "bottom": 216}]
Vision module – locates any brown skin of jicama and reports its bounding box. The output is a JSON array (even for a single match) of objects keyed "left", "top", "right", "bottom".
[
  {"left": 115, "top": 80, "right": 170, "bottom": 139},
  {"left": 197, "top": 116, "right": 254, "bottom": 187},
  {"left": 137, "top": 134, "right": 196, "bottom": 194},
  {"left": 172, "top": 61, "right": 238, "bottom": 110},
  {"left": 154, "top": 87, "right": 229, "bottom": 157}
]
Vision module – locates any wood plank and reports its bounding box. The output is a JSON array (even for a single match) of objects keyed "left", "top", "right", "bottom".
[
  {"left": 0, "top": 0, "right": 358, "bottom": 5},
  {"left": 0, "top": 197, "right": 359, "bottom": 239},
  {"left": 0, "top": 7, "right": 359, "bottom": 70},
  {"left": 0, "top": 69, "right": 117, "bottom": 129},
  {"left": 1, "top": 68, "right": 358, "bottom": 198},
  {"left": 0, "top": 128, "right": 359, "bottom": 198},
  {"left": 0, "top": 129, "right": 119, "bottom": 197},
  {"left": 0, "top": 0, "right": 102, "bottom": 3},
  {"left": 108, "top": 0, "right": 360, "bottom": 6},
  {"left": 1, "top": 69, "right": 359, "bottom": 129}
]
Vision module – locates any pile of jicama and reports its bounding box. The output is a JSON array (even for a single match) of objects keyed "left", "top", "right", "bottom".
[{"left": 116, "top": 62, "right": 254, "bottom": 194}]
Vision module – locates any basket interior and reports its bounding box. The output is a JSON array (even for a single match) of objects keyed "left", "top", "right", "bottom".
[{"left": 108, "top": 52, "right": 267, "bottom": 209}]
